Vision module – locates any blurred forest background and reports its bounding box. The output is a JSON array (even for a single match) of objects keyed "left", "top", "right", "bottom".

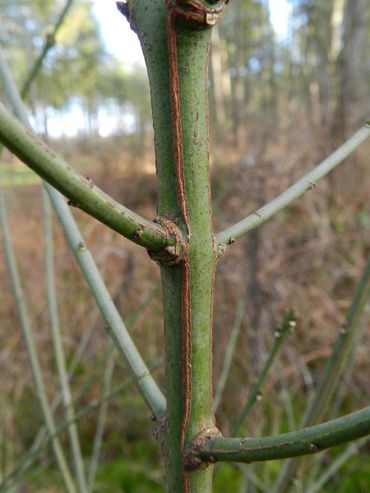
[{"left": 0, "top": 0, "right": 369, "bottom": 491}]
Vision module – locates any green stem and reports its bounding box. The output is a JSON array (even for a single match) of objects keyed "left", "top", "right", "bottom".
[
  {"left": 0, "top": 101, "right": 171, "bottom": 252},
  {"left": 21, "top": 0, "right": 75, "bottom": 99},
  {"left": 1, "top": 359, "right": 163, "bottom": 490},
  {"left": 0, "top": 44, "right": 166, "bottom": 420},
  {"left": 0, "top": 185, "right": 77, "bottom": 493},
  {"left": 273, "top": 257, "right": 370, "bottom": 492},
  {"left": 306, "top": 437, "right": 369, "bottom": 493},
  {"left": 2, "top": 286, "right": 160, "bottom": 490},
  {"left": 43, "top": 189, "right": 88, "bottom": 493},
  {"left": 216, "top": 124, "right": 370, "bottom": 248},
  {"left": 128, "top": 1, "right": 228, "bottom": 490},
  {"left": 303, "top": 259, "right": 370, "bottom": 424},
  {"left": 48, "top": 187, "right": 167, "bottom": 419},
  {"left": 87, "top": 345, "right": 116, "bottom": 492},
  {"left": 232, "top": 311, "right": 296, "bottom": 435},
  {"left": 235, "top": 464, "right": 270, "bottom": 493},
  {"left": 197, "top": 406, "right": 370, "bottom": 463},
  {"left": 214, "top": 298, "right": 245, "bottom": 411}
]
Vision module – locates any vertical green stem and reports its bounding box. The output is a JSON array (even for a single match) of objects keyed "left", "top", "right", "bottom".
[
  {"left": 0, "top": 185, "right": 77, "bottom": 493},
  {"left": 273, "top": 258, "right": 370, "bottom": 493},
  {"left": 128, "top": 1, "right": 226, "bottom": 490},
  {"left": 0, "top": 313, "right": 98, "bottom": 490},
  {"left": 43, "top": 189, "right": 88, "bottom": 493},
  {"left": 232, "top": 311, "right": 296, "bottom": 436},
  {"left": 87, "top": 345, "right": 116, "bottom": 492},
  {"left": 0, "top": 42, "right": 166, "bottom": 421},
  {"left": 306, "top": 437, "right": 370, "bottom": 493},
  {"left": 214, "top": 298, "right": 245, "bottom": 411},
  {"left": 177, "top": 20, "right": 218, "bottom": 493},
  {"left": 21, "top": 0, "right": 75, "bottom": 99},
  {"left": 1, "top": 413, "right": 8, "bottom": 482},
  {"left": 47, "top": 187, "right": 166, "bottom": 419}
]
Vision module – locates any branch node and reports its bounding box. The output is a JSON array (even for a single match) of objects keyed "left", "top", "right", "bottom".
[
  {"left": 77, "top": 241, "right": 86, "bottom": 252},
  {"left": 153, "top": 415, "right": 167, "bottom": 448},
  {"left": 309, "top": 443, "right": 320, "bottom": 453},
  {"left": 166, "top": 0, "right": 229, "bottom": 27},
  {"left": 148, "top": 217, "right": 186, "bottom": 266},
  {"left": 85, "top": 176, "right": 94, "bottom": 188},
  {"left": 133, "top": 228, "right": 144, "bottom": 239},
  {"left": 217, "top": 243, "right": 227, "bottom": 257},
  {"left": 184, "top": 426, "right": 222, "bottom": 470},
  {"left": 67, "top": 199, "right": 80, "bottom": 208}
]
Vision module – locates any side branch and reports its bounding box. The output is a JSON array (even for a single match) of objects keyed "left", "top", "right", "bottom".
[
  {"left": 271, "top": 256, "right": 370, "bottom": 493},
  {"left": 216, "top": 124, "right": 370, "bottom": 248},
  {"left": 21, "top": 0, "right": 75, "bottom": 99},
  {"left": 0, "top": 45, "right": 166, "bottom": 420},
  {"left": 0, "top": 102, "right": 173, "bottom": 252},
  {"left": 195, "top": 406, "right": 370, "bottom": 464},
  {"left": 231, "top": 310, "right": 296, "bottom": 435}
]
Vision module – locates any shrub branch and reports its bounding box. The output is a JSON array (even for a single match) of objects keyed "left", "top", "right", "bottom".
[
  {"left": 0, "top": 102, "right": 174, "bottom": 251},
  {"left": 0, "top": 45, "right": 166, "bottom": 421},
  {"left": 216, "top": 124, "right": 370, "bottom": 248},
  {"left": 194, "top": 406, "right": 370, "bottom": 464}
]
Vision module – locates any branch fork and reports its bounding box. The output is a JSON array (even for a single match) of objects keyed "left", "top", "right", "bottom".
[
  {"left": 184, "top": 426, "right": 222, "bottom": 470},
  {"left": 166, "top": 0, "right": 229, "bottom": 26},
  {"left": 148, "top": 216, "right": 187, "bottom": 266}
]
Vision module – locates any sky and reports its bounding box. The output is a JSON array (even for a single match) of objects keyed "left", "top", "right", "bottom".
[
  {"left": 269, "top": 0, "right": 292, "bottom": 39},
  {"left": 92, "top": 0, "right": 292, "bottom": 67},
  {"left": 47, "top": 0, "right": 292, "bottom": 137},
  {"left": 92, "top": 0, "right": 144, "bottom": 67}
]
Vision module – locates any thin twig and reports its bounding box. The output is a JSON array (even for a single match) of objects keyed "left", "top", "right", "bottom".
[
  {"left": 0, "top": 101, "right": 170, "bottom": 252},
  {"left": 216, "top": 124, "right": 370, "bottom": 248},
  {"left": 21, "top": 0, "right": 76, "bottom": 99},
  {"left": 43, "top": 189, "right": 88, "bottom": 493},
  {"left": 272, "top": 257, "right": 370, "bottom": 493},
  {"left": 232, "top": 310, "right": 297, "bottom": 436},
  {"left": 214, "top": 298, "right": 245, "bottom": 411},
  {"left": 0, "top": 185, "right": 77, "bottom": 493},
  {"left": 197, "top": 406, "right": 370, "bottom": 463},
  {"left": 306, "top": 437, "right": 369, "bottom": 493},
  {"left": 1, "top": 359, "right": 164, "bottom": 490},
  {"left": 87, "top": 346, "right": 116, "bottom": 492},
  {"left": 0, "top": 45, "right": 166, "bottom": 420}
]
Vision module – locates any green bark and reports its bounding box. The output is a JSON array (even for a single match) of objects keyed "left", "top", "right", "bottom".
[
  {"left": 126, "top": 1, "right": 226, "bottom": 491},
  {"left": 196, "top": 406, "right": 370, "bottom": 463},
  {"left": 216, "top": 124, "right": 370, "bottom": 248},
  {"left": 2, "top": 1, "right": 369, "bottom": 491},
  {"left": 0, "top": 102, "right": 171, "bottom": 252}
]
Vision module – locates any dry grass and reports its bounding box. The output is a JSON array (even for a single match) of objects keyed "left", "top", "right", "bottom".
[{"left": 0, "top": 120, "right": 369, "bottom": 489}]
